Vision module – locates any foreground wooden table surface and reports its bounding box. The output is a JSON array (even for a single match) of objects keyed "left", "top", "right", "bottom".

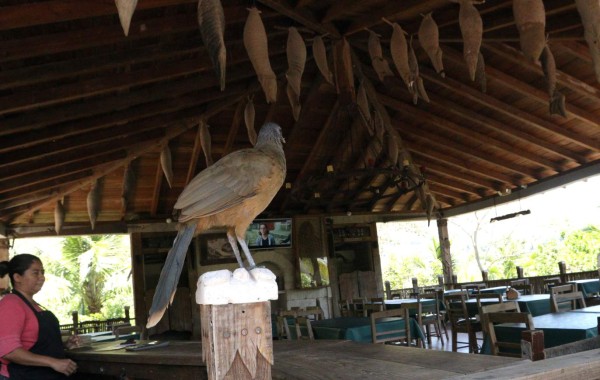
[{"left": 67, "top": 340, "right": 520, "bottom": 379}]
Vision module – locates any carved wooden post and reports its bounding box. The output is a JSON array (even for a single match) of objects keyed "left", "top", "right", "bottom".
[
  {"left": 451, "top": 274, "right": 458, "bottom": 289},
  {"left": 481, "top": 270, "right": 489, "bottom": 283},
  {"left": 411, "top": 277, "right": 419, "bottom": 294},
  {"left": 437, "top": 275, "right": 444, "bottom": 288},
  {"left": 558, "top": 261, "right": 567, "bottom": 283},
  {"left": 437, "top": 218, "right": 454, "bottom": 286},
  {"left": 516, "top": 266, "right": 524, "bottom": 279},
  {"left": 521, "top": 330, "right": 545, "bottom": 361},
  {"left": 197, "top": 268, "right": 277, "bottom": 380},
  {"left": 124, "top": 306, "right": 130, "bottom": 322}
]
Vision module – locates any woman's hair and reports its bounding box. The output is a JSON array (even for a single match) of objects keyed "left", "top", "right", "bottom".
[{"left": 0, "top": 253, "right": 41, "bottom": 288}]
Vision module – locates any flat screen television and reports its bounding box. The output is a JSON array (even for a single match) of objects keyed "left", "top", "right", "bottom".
[{"left": 245, "top": 218, "right": 292, "bottom": 249}]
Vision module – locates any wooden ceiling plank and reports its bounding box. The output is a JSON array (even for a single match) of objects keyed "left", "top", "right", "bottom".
[
  {"left": 378, "top": 93, "right": 561, "bottom": 173},
  {"left": 257, "top": 0, "right": 340, "bottom": 38}
]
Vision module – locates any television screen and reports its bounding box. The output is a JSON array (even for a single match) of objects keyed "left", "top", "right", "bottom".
[{"left": 245, "top": 218, "right": 292, "bottom": 249}]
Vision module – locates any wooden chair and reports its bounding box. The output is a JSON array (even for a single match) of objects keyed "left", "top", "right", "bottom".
[
  {"left": 349, "top": 298, "right": 366, "bottom": 317},
  {"left": 510, "top": 279, "right": 529, "bottom": 287},
  {"left": 277, "top": 310, "right": 297, "bottom": 340},
  {"left": 364, "top": 297, "right": 386, "bottom": 316},
  {"left": 511, "top": 283, "right": 533, "bottom": 295},
  {"left": 550, "top": 291, "right": 586, "bottom": 312},
  {"left": 461, "top": 282, "right": 486, "bottom": 294},
  {"left": 480, "top": 301, "right": 521, "bottom": 335},
  {"left": 301, "top": 306, "right": 324, "bottom": 321},
  {"left": 370, "top": 308, "right": 411, "bottom": 345},
  {"left": 444, "top": 291, "right": 482, "bottom": 353},
  {"left": 114, "top": 325, "right": 142, "bottom": 339},
  {"left": 293, "top": 316, "right": 315, "bottom": 340},
  {"left": 485, "top": 311, "right": 534, "bottom": 357},
  {"left": 475, "top": 293, "right": 503, "bottom": 309},
  {"left": 338, "top": 299, "right": 352, "bottom": 317},
  {"left": 399, "top": 301, "right": 425, "bottom": 348},
  {"left": 418, "top": 292, "right": 447, "bottom": 346},
  {"left": 543, "top": 277, "right": 562, "bottom": 293},
  {"left": 549, "top": 283, "right": 576, "bottom": 295}
]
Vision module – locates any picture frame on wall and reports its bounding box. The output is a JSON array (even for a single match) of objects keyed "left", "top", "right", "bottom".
[{"left": 198, "top": 233, "right": 238, "bottom": 265}]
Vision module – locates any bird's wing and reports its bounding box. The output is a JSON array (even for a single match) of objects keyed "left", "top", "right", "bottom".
[{"left": 174, "top": 148, "right": 279, "bottom": 220}]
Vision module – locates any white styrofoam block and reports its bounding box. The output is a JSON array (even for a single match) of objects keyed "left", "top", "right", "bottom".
[{"left": 196, "top": 267, "right": 279, "bottom": 305}]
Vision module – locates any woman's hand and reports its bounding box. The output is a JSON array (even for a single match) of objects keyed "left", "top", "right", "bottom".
[
  {"left": 64, "top": 334, "right": 81, "bottom": 350},
  {"left": 50, "top": 358, "right": 78, "bottom": 376}
]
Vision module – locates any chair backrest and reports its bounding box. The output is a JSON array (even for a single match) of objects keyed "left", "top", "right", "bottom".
[
  {"left": 349, "top": 298, "right": 366, "bottom": 317},
  {"left": 480, "top": 301, "right": 521, "bottom": 334},
  {"left": 511, "top": 284, "right": 533, "bottom": 295},
  {"left": 543, "top": 277, "right": 562, "bottom": 293},
  {"left": 475, "top": 293, "right": 503, "bottom": 307},
  {"left": 551, "top": 291, "right": 587, "bottom": 312},
  {"left": 461, "top": 283, "right": 486, "bottom": 294},
  {"left": 510, "top": 279, "right": 530, "bottom": 287},
  {"left": 339, "top": 299, "right": 352, "bottom": 317},
  {"left": 486, "top": 311, "right": 534, "bottom": 357},
  {"left": 364, "top": 297, "right": 386, "bottom": 316},
  {"left": 418, "top": 292, "right": 441, "bottom": 316},
  {"left": 370, "top": 308, "right": 411, "bottom": 344},
  {"left": 297, "top": 306, "right": 324, "bottom": 321},
  {"left": 294, "top": 316, "right": 314, "bottom": 340},
  {"left": 550, "top": 284, "right": 577, "bottom": 295}
]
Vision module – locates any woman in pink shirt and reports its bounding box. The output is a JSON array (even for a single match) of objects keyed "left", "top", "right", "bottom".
[{"left": 0, "top": 254, "right": 79, "bottom": 379}]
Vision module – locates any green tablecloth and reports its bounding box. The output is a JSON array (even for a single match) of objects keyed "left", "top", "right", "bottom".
[
  {"left": 464, "top": 294, "right": 551, "bottom": 317},
  {"left": 569, "top": 305, "right": 600, "bottom": 314},
  {"left": 569, "top": 279, "right": 600, "bottom": 298},
  {"left": 384, "top": 298, "right": 436, "bottom": 315},
  {"left": 310, "top": 317, "right": 426, "bottom": 343},
  {"left": 482, "top": 311, "right": 599, "bottom": 354}
]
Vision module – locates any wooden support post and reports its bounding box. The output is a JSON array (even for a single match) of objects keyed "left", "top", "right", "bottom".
[
  {"left": 436, "top": 218, "right": 454, "bottom": 286},
  {"left": 437, "top": 275, "right": 444, "bottom": 288},
  {"left": 384, "top": 281, "right": 391, "bottom": 299},
  {"left": 201, "top": 302, "right": 273, "bottom": 380},
  {"left": 124, "top": 306, "right": 130, "bottom": 322},
  {"left": 0, "top": 238, "right": 8, "bottom": 291},
  {"left": 521, "top": 330, "right": 545, "bottom": 361},
  {"left": 516, "top": 266, "right": 524, "bottom": 279},
  {"left": 558, "top": 261, "right": 567, "bottom": 283},
  {"left": 451, "top": 274, "right": 458, "bottom": 289},
  {"left": 411, "top": 277, "right": 419, "bottom": 294},
  {"left": 482, "top": 270, "right": 489, "bottom": 283}
]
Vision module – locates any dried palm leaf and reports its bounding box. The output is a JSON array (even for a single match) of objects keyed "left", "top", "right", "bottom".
[
  {"left": 115, "top": 0, "right": 138, "bottom": 36},
  {"left": 244, "top": 7, "right": 277, "bottom": 103},
  {"left": 87, "top": 179, "right": 100, "bottom": 230},
  {"left": 121, "top": 162, "right": 135, "bottom": 211},
  {"left": 197, "top": 0, "right": 227, "bottom": 91},
  {"left": 356, "top": 81, "right": 371, "bottom": 127},
  {"left": 418, "top": 13, "right": 445, "bottom": 77},
  {"left": 475, "top": 52, "right": 487, "bottom": 93},
  {"left": 286, "top": 27, "right": 306, "bottom": 100},
  {"left": 386, "top": 133, "right": 399, "bottom": 167},
  {"left": 160, "top": 144, "right": 174, "bottom": 188},
  {"left": 408, "top": 37, "right": 429, "bottom": 103},
  {"left": 513, "top": 0, "right": 546, "bottom": 62},
  {"left": 451, "top": 0, "right": 484, "bottom": 81},
  {"left": 368, "top": 30, "right": 393, "bottom": 81},
  {"left": 244, "top": 95, "right": 257, "bottom": 145},
  {"left": 383, "top": 18, "right": 411, "bottom": 90},
  {"left": 54, "top": 199, "right": 65, "bottom": 235},
  {"left": 286, "top": 82, "right": 302, "bottom": 121},
  {"left": 199, "top": 120, "right": 214, "bottom": 167},
  {"left": 540, "top": 44, "right": 566, "bottom": 117},
  {"left": 312, "top": 35, "right": 334, "bottom": 85},
  {"left": 575, "top": 0, "right": 600, "bottom": 82},
  {"left": 426, "top": 193, "right": 437, "bottom": 226}
]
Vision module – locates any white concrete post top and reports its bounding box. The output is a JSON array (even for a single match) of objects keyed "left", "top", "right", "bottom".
[{"left": 196, "top": 268, "right": 279, "bottom": 305}]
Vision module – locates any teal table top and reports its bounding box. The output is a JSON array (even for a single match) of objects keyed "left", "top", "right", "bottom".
[
  {"left": 480, "top": 286, "right": 509, "bottom": 295},
  {"left": 569, "top": 279, "right": 600, "bottom": 298},
  {"left": 482, "top": 311, "right": 599, "bottom": 354},
  {"left": 310, "top": 317, "right": 425, "bottom": 343},
  {"left": 569, "top": 305, "right": 600, "bottom": 314},
  {"left": 464, "top": 294, "right": 551, "bottom": 317}
]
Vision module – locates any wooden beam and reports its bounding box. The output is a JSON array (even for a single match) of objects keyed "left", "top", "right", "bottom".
[{"left": 257, "top": 0, "right": 340, "bottom": 38}]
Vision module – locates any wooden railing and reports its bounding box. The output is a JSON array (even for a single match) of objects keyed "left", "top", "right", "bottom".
[
  {"left": 60, "top": 306, "right": 133, "bottom": 334},
  {"left": 384, "top": 263, "right": 600, "bottom": 299}
]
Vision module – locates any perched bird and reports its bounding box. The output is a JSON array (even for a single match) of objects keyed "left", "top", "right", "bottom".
[{"left": 147, "top": 122, "right": 287, "bottom": 328}]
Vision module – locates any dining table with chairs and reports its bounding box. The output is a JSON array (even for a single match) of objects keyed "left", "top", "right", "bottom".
[{"left": 464, "top": 294, "right": 552, "bottom": 317}]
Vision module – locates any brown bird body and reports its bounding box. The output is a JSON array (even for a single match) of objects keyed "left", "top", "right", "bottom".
[{"left": 147, "top": 122, "right": 286, "bottom": 328}]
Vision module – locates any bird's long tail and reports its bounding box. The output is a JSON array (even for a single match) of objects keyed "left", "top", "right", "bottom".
[{"left": 146, "top": 222, "right": 198, "bottom": 328}]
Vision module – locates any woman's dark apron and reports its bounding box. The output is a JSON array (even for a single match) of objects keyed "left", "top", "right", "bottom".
[{"left": 8, "top": 290, "right": 68, "bottom": 380}]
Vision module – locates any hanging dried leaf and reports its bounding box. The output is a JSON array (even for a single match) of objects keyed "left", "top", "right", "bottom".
[
  {"left": 286, "top": 83, "right": 302, "bottom": 121},
  {"left": 54, "top": 199, "right": 65, "bottom": 235},
  {"left": 244, "top": 7, "right": 277, "bottom": 103},
  {"left": 513, "top": 0, "right": 546, "bottom": 62},
  {"left": 418, "top": 13, "right": 445, "bottom": 77},
  {"left": 368, "top": 30, "right": 393, "bottom": 81},
  {"left": 115, "top": 0, "right": 138, "bottom": 36},
  {"left": 452, "top": 0, "right": 484, "bottom": 81},
  {"left": 426, "top": 193, "right": 437, "bottom": 226},
  {"left": 575, "top": 0, "right": 600, "bottom": 82},
  {"left": 408, "top": 37, "right": 420, "bottom": 103},
  {"left": 312, "top": 35, "right": 334, "bottom": 85},
  {"left": 160, "top": 144, "right": 174, "bottom": 188},
  {"left": 121, "top": 162, "right": 135, "bottom": 211},
  {"left": 384, "top": 19, "right": 412, "bottom": 90},
  {"left": 244, "top": 96, "right": 257, "bottom": 145},
  {"left": 286, "top": 27, "right": 306, "bottom": 100},
  {"left": 541, "top": 44, "right": 566, "bottom": 117},
  {"left": 356, "top": 81, "right": 371, "bottom": 127},
  {"left": 197, "top": 0, "right": 227, "bottom": 91},
  {"left": 87, "top": 179, "right": 100, "bottom": 230},
  {"left": 386, "top": 133, "right": 399, "bottom": 167},
  {"left": 199, "top": 120, "right": 214, "bottom": 167}
]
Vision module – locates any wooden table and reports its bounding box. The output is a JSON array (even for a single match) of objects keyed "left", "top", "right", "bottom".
[
  {"left": 479, "top": 285, "right": 509, "bottom": 295},
  {"left": 568, "top": 305, "right": 600, "bottom": 314},
  {"left": 310, "top": 316, "right": 425, "bottom": 343},
  {"left": 69, "top": 340, "right": 522, "bottom": 380},
  {"left": 569, "top": 279, "right": 600, "bottom": 298}
]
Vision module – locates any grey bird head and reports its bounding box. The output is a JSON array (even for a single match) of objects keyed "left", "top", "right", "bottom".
[{"left": 256, "top": 122, "right": 285, "bottom": 148}]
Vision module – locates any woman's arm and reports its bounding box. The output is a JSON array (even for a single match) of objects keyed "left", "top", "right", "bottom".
[{"left": 3, "top": 348, "right": 78, "bottom": 376}]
